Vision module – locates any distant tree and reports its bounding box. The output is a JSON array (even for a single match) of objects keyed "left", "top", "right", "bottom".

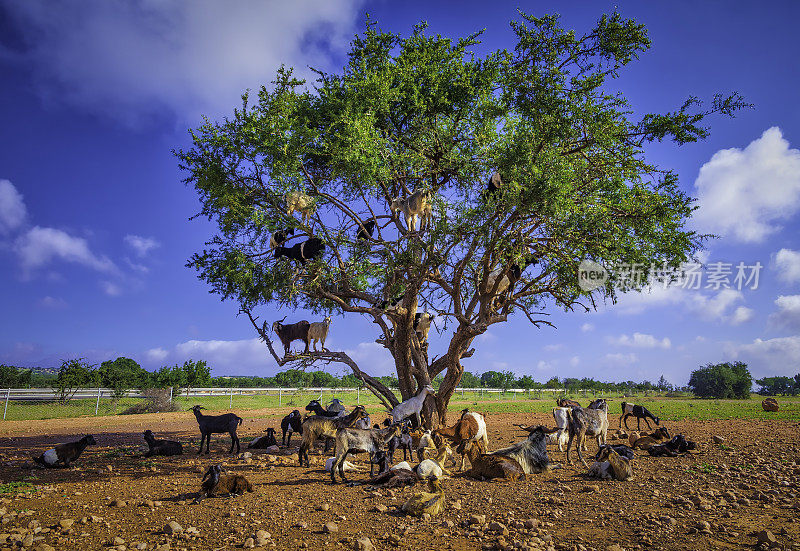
[
  {"left": 53, "top": 359, "right": 97, "bottom": 403},
  {"left": 459, "top": 372, "right": 481, "bottom": 388},
  {"left": 755, "top": 376, "right": 795, "bottom": 396},
  {"left": 656, "top": 375, "right": 672, "bottom": 392},
  {"left": 688, "top": 361, "right": 752, "bottom": 399},
  {"left": 152, "top": 364, "right": 188, "bottom": 392},
  {"left": 480, "top": 371, "right": 507, "bottom": 388},
  {"left": 545, "top": 377, "right": 561, "bottom": 390},
  {"left": 0, "top": 365, "right": 32, "bottom": 388},
  {"left": 517, "top": 375, "right": 537, "bottom": 390},
  {"left": 99, "top": 357, "right": 150, "bottom": 399},
  {"left": 181, "top": 359, "right": 212, "bottom": 390},
  {"left": 795, "top": 374, "right": 800, "bottom": 395}
]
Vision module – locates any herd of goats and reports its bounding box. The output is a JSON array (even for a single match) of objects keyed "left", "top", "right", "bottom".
[{"left": 28, "top": 387, "right": 698, "bottom": 517}]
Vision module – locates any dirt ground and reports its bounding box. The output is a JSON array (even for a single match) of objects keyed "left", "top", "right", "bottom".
[{"left": 0, "top": 408, "right": 798, "bottom": 551}]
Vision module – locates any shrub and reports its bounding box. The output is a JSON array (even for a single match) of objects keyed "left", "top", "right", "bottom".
[
  {"left": 120, "top": 389, "right": 182, "bottom": 415},
  {"left": 688, "top": 362, "right": 752, "bottom": 399}
]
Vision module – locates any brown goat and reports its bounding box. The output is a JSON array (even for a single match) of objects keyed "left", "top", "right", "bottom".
[
  {"left": 631, "top": 426, "right": 670, "bottom": 449},
  {"left": 557, "top": 398, "right": 581, "bottom": 408},
  {"left": 434, "top": 410, "right": 488, "bottom": 470},
  {"left": 457, "top": 441, "right": 525, "bottom": 481},
  {"left": 199, "top": 465, "right": 253, "bottom": 499}
]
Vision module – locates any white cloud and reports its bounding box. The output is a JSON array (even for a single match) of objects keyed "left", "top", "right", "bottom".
[
  {"left": 543, "top": 344, "right": 563, "bottom": 352},
  {"left": 611, "top": 284, "right": 746, "bottom": 325},
  {"left": 604, "top": 353, "right": 638, "bottom": 366},
  {"left": 145, "top": 347, "right": 169, "bottom": 363},
  {"left": 101, "top": 281, "right": 122, "bottom": 297},
  {"left": 773, "top": 248, "right": 800, "bottom": 284},
  {"left": 768, "top": 295, "right": 800, "bottom": 332},
  {"left": 580, "top": 323, "right": 594, "bottom": 332},
  {"left": 569, "top": 356, "right": 580, "bottom": 367},
  {"left": 15, "top": 226, "right": 116, "bottom": 274},
  {"left": 726, "top": 336, "right": 800, "bottom": 376},
  {"left": 124, "top": 235, "right": 160, "bottom": 257},
  {"left": 536, "top": 360, "right": 555, "bottom": 371},
  {"left": 611, "top": 285, "right": 686, "bottom": 315},
  {"left": 0, "top": 180, "right": 27, "bottom": 234},
  {"left": 692, "top": 127, "right": 800, "bottom": 242},
  {"left": 36, "top": 296, "right": 67, "bottom": 309},
  {"left": 344, "top": 342, "right": 396, "bottom": 377},
  {"left": 730, "top": 306, "right": 754, "bottom": 325},
  {"left": 608, "top": 332, "right": 671, "bottom": 349},
  {"left": 3, "top": 1, "right": 364, "bottom": 124},
  {"left": 144, "top": 338, "right": 276, "bottom": 374},
  {"left": 686, "top": 288, "right": 744, "bottom": 322}
]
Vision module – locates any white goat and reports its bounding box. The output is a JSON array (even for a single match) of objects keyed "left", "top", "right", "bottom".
[
  {"left": 286, "top": 191, "right": 315, "bottom": 224},
  {"left": 390, "top": 190, "right": 431, "bottom": 231},
  {"left": 308, "top": 316, "right": 331, "bottom": 351},
  {"left": 553, "top": 406, "right": 585, "bottom": 451},
  {"left": 390, "top": 385, "right": 435, "bottom": 428}
]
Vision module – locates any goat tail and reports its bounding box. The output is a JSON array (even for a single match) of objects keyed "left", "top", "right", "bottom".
[{"left": 237, "top": 416, "right": 243, "bottom": 426}]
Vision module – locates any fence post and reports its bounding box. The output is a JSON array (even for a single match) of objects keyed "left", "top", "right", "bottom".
[
  {"left": 95, "top": 387, "right": 101, "bottom": 416},
  {"left": 357, "top": 387, "right": 360, "bottom": 405},
  {"left": 229, "top": 387, "right": 233, "bottom": 409},
  {"left": 3, "top": 388, "right": 9, "bottom": 420},
  {"left": 279, "top": 388, "right": 282, "bottom": 407},
  {"left": 169, "top": 387, "right": 173, "bottom": 403}
]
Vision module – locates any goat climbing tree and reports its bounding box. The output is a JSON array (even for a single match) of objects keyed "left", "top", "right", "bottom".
[{"left": 178, "top": 13, "right": 746, "bottom": 428}]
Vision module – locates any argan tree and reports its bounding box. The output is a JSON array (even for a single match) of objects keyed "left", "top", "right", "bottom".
[{"left": 178, "top": 13, "right": 745, "bottom": 427}]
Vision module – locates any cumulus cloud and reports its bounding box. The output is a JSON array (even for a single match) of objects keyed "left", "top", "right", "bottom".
[
  {"left": 543, "top": 344, "right": 563, "bottom": 352},
  {"left": 611, "top": 284, "right": 748, "bottom": 325},
  {"left": 101, "top": 281, "right": 122, "bottom": 297},
  {"left": 773, "top": 248, "right": 800, "bottom": 284},
  {"left": 0, "top": 179, "right": 27, "bottom": 234},
  {"left": 15, "top": 226, "right": 116, "bottom": 274},
  {"left": 768, "top": 295, "right": 800, "bottom": 332},
  {"left": 692, "top": 127, "right": 800, "bottom": 242},
  {"left": 124, "top": 235, "right": 160, "bottom": 257},
  {"left": 726, "top": 336, "right": 800, "bottom": 376},
  {"left": 2, "top": 1, "right": 364, "bottom": 125},
  {"left": 580, "top": 323, "right": 594, "bottom": 332},
  {"left": 608, "top": 332, "right": 671, "bottom": 349},
  {"left": 143, "top": 338, "right": 275, "bottom": 375},
  {"left": 730, "top": 306, "right": 755, "bottom": 326},
  {"left": 344, "top": 342, "right": 396, "bottom": 377},
  {"left": 604, "top": 353, "right": 638, "bottom": 366}
]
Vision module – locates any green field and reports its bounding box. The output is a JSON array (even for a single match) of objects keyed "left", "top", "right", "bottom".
[{"left": 2, "top": 391, "right": 799, "bottom": 422}]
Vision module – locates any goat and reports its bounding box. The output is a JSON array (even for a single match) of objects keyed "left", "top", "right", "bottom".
[
  {"left": 402, "top": 477, "right": 445, "bottom": 517},
  {"left": 588, "top": 447, "right": 634, "bottom": 481},
  {"left": 248, "top": 428, "right": 278, "bottom": 449},
  {"left": 305, "top": 399, "right": 342, "bottom": 418},
  {"left": 298, "top": 406, "right": 367, "bottom": 467},
  {"left": 191, "top": 405, "right": 243, "bottom": 454},
  {"left": 434, "top": 409, "right": 488, "bottom": 470},
  {"left": 545, "top": 428, "right": 569, "bottom": 451},
  {"left": 551, "top": 406, "right": 582, "bottom": 451},
  {"left": 417, "top": 430, "right": 436, "bottom": 462},
  {"left": 330, "top": 423, "right": 402, "bottom": 483},
  {"left": 620, "top": 402, "right": 660, "bottom": 430},
  {"left": 413, "top": 312, "right": 435, "bottom": 344},
  {"left": 273, "top": 237, "right": 325, "bottom": 264},
  {"left": 482, "top": 171, "right": 504, "bottom": 200},
  {"left": 630, "top": 426, "right": 670, "bottom": 450},
  {"left": 457, "top": 440, "right": 525, "bottom": 481},
  {"left": 269, "top": 227, "right": 295, "bottom": 249},
  {"left": 272, "top": 318, "right": 310, "bottom": 356},
  {"left": 305, "top": 316, "right": 331, "bottom": 351},
  {"left": 281, "top": 410, "right": 303, "bottom": 446},
  {"left": 326, "top": 398, "right": 346, "bottom": 415},
  {"left": 390, "top": 385, "right": 435, "bottom": 428},
  {"left": 594, "top": 444, "right": 635, "bottom": 462},
  {"left": 355, "top": 219, "right": 376, "bottom": 240},
  {"left": 557, "top": 398, "right": 581, "bottom": 408},
  {"left": 142, "top": 430, "right": 183, "bottom": 457},
  {"left": 565, "top": 402, "right": 609, "bottom": 467},
  {"left": 490, "top": 425, "right": 557, "bottom": 474},
  {"left": 353, "top": 413, "right": 371, "bottom": 430},
  {"left": 415, "top": 442, "right": 452, "bottom": 479},
  {"left": 647, "top": 434, "right": 695, "bottom": 457},
  {"left": 33, "top": 435, "right": 96, "bottom": 468},
  {"left": 285, "top": 190, "right": 315, "bottom": 224},
  {"left": 378, "top": 292, "right": 406, "bottom": 313},
  {"left": 387, "top": 422, "right": 413, "bottom": 462},
  {"left": 199, "top": 465, "right": 253, "bottom": 499},
  {"left": 366, "top": 465, "right": 421, "bottom": 488},
  {"left": 390, "top": 189, "right": 431, "bottom": 232},
  {"left": 588, "top": 398, "right": 607, "bottom": 409}
]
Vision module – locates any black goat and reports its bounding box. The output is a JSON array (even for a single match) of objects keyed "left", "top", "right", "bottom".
[
  {"left": 595, "top": 444, "right": 635, "bottom": 462},
  {"left": 272, "top": 318, "right": 310, "bottom": 356},
  {"left": 281, "top": 410, "right": 303, "bottom": 446},
  {"left": 588, "top": 398, "right": 607, "bottom": 410},
  {"left": 273, "top": 237, "right": 325, "bottom": 264},
  {"left": 620, "top": 402, "right": 660, "bottom": 430},
  {"left": 191, "top": 405, "right": 243, "bottom": 454},
  {"left": 33, "top": 435, "right": 96, "bottom": 468},
  {"left": 648, "top": 434, "right": 697, "bottom": 457},
  {"left": 248, "top": 428, "right": 278, "bottom": 449},
  {"left": 143, "top": 430, "right": 183, "bottom": 457},
  {"left": 305, "top": 399, "right": 341, "bottom": 418},
  {"left": 356, "top": 219, "right": 376, "bottom": 240},
  {"left": 378, "top": 292, "right": 405, "bottom": 312},
  {"left": 199, "top": 465, "right": 253, "bottom": 498},
  {"left": 387, "top": 423, "right": 413, "bottom": 462},
  {"left": 490, "top": 425, "right": 556, "bottom": 474},
  {"left": 269, "top": 227, "right": 295, "bottom": 249}
]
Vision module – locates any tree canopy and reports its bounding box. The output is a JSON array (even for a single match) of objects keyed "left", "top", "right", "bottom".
[
  {"left": 688, "top": 362, "right": 753, "bottom": 399},
  {"left": 177, "top": 12, "right": 746, "bottom": 426}
]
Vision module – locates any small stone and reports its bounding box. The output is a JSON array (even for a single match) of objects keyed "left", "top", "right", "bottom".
[
  {"left": 110, "top": 499, "right": 127, "bottom": 507},
  {"left": 185, "top": 527, "right": 200, "bottom": 536},
  {"left": 452, "top": 499, "right": 462, "bottom": 510},
  {"left": 524, "top": 519, "right": 540, "bottom": 529},
  {"left": 58, "top": 519, "right": 74, "bottom": 529},
  {"left": 373, "top": 505, "right": 388, "bottom": 513},
  {"left": 265, "top": 445, "right": 280, "bottom": 454},
  {"left": 241, "top": 452, "right": 253, "bottom": 459},
  {"left": 756, "top": 530, "right": 778, "bottom": 545},
  {"left": 607, "top": 545, "right": 625, "bottom": 551},
  {"left": 712, "top": 436, "right": 725, "bottom": 444},
  {"left": 323, "top": 522, "right": 338, "bottom": 534},
  {"left": 255, "top": 529, "right": 270, "bottom": 543},
  {"left": 354, "top": 536, "right": 375, "bottom": 551},
  {"left": 154, "top": 545, "right": 170, "bottom": 551},
  {"left": 318, "top": 504, "right": 330, "bottom": 512},
  {"left": 469, "top": 514, "right": 486, "bottom": 525},
  {"left": 582, "top": 485, "right": 600, "bottom": 493},
  {"left": 164, "top": 521, "right": 183, "bottom": 535},
  {"left": 243, "top": 537, "right": 255, "bottom": 548},
  {"left": 114, "top": 536, "right": 126, "bottom": 545}
]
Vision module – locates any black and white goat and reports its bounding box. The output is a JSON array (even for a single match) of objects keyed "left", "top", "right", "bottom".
[
  {"left": 269, "top": 227, "right": 295, "bottom": 249},
  {"left": 191, "top": 405, "right": 243, "bottom": 454},
  {"left": 33, "top": 435, "right": 96, "bottom": 468},
  {"left": 647, "top": 434, "right": 697, "bottom": 457},
  {"left": 490, "top": 425, "right": 558, "bottom": 474},
  {"left": 620, "top": 402, "right": 660, "bottom": 430},
  {"left": 273, "top": 237, "right": 325, "bottom": 264},
  {"left": 248, "top": 428, "right": 278, "bottom": 449},
  {"left": 281, "top": 410, "right": 303, "bottom": 446},
  {"left": 272, "top": 318, "right": 310, "bottom": 356},
  {"left": 305, "top": 399, "right": 342, "bottom": 418},
  {"left": 143, "top": 430, "right": 183, "bottom": 457},
  {"left": 413, "top": 312, "right": 435, "bottom": 344},
  {"left": 566, "top": 401, "right": 609, "bottom": 467},
  {"left": 356, "top": 219, "right": 376, "bottom": 240},
  {"left": 330, "top": 423, "right": 403, "bottom": 483},
  {"left": 387, "top": 422, "right": 413, "bottom": 462}
]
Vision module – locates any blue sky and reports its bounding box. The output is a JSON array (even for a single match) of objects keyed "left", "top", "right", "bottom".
[{"left": 1, "top": 1, "right": 799, "bottom": 386}]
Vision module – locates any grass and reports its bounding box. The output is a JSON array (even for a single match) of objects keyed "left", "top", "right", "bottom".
[
  {"left": 0, "top": 481, "right": 36, "bottom": 495},
  {"left": 2, "top": 392, "right": 799, "bottom": 422}
]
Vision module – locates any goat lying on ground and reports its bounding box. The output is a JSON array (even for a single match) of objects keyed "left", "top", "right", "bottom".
[
  {"left": 248, "top": 428, "right": 278, "bottom": 449},
  {"left": 588, "top": 447, "right": 634, "bottom": 481},
  {"left": 272, "top": 318, "right": 310, "bottom": 356},
  {"left": 143, "top": 430, "right": 182, "bottom": 457},
  {"left": 402, "top": 477, "right": 445, "bottom": 517},
  {"left": 199, "top": 465, "right": 253, "bottom": 499},
  {"left": 435, "top": 409, "right": 488, "bottom": 470},
  {"left": 308, "top": 316, "right": 332, "bottom": 351},
  {"left": 281, "top": 410, "right": 302, "bottom": 446},
  {"left": 390, "top": 189, "right": 431, "bottom": 232},
  {"left": 620, "top": 402, "right": 660, "bottom": 430},
  {"left": 647, "top": 434, "right": 696, "bottom": 457},
  {"left": 269, "top": 227, "right": 295, "bottom": 249},
  {"left": 566, "top": 401, "right": 609, "bottom": 467},
  {"left": 390, "top": 385, "right": 435, "bottom": 428},
  {"left": 415, "top": 442, "right": 453, "bottom": 479},
  {"left": 298, "top": 406, "right": 367, "bottom": 467},
  {"left": 191, "top": 405, "right": 243, "bottom": 454},
  {"left": 457, "top": 441, "right": 525, "bottom": 481},
  {"left": 330, "top": 423, "right": 402, "bottom": 483},
  {"left": 594, "top": 444, "right": 635, "bottom": 462},
  {"left": 491, "top": 425, "right": 558, "bottom": 474},
  {"left": 365, "top": 465, "right": 421, "bottom": 488},
  {"left": 630, "top": 426, "right": 670, "bottom": 450},
  {"left": 273, "top": 237, "right": 325, "bottom": 264},
  {"left": 33, "top": 435, "right": 96, "bottom": 468},
  {"left": 285, "top": 191, "right": 315, "bottom": 224}
]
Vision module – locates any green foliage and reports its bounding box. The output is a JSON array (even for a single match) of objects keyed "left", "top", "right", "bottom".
[
  {"left": 181, "top": 359, "right": 212, "bottom": 389},
  {"left": 0, "top": 365, "right": 32, "bottom": 388},
  {"left": 459, "top": 372, "right": 481, "bottom": 388},
  {"left": 0, "top": 481, "right": 36, "bottom": 495},
  {"left": 755, "top": 375, "right": 799, "bottom": 396},
  {"left": 53, "top": 359, "right": 97, "bottom": 403},
  {"left": 99, "top": 357, "right": 150, "bottom": 399},
  {"left": 688, "top": 361, "right": 752, "bottom": 399}
]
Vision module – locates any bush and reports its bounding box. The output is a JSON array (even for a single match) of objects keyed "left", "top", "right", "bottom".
[
  {"left": 120, "top": 389, "right": 182, "bottom": 415},
  {"left": 688, "top": 362, "right": 752, "bottom": 399}
]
